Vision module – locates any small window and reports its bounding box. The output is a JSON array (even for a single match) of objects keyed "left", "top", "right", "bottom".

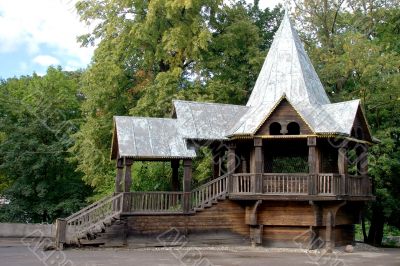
[
  {"left": 287, "top": 122, "right": 300, "bottom": 135},
  {"left": 270, "top": 122, "right": 282, "bottom": 135}
]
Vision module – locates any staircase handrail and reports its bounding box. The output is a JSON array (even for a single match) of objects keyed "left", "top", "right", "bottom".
[
  {"left": 65, "top": 195, "right": 113, "bottom": 221},
  {"left": 191, "top": 173, "right": 229, "bottom": 194}
]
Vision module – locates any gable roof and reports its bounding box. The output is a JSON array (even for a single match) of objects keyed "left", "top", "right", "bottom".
[
  {"left": 246, "top": 11, "right": 330, "bottom": 107},
  {"left": 112, "top": 116, "right": 196, "bottom": 159},
  {"left": 111, "top": 12, "right": 375, "bottom": 160},
  {"left": 173, "top": 100, "right": 248, "bottom": 140}
]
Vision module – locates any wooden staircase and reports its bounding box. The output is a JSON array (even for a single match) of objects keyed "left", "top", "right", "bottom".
[
  {"left": 190, "top": 174, "right": 228, "bottom": 212},
  {"left": 54, "top": 174, "right": 229, "bottom": 249}
]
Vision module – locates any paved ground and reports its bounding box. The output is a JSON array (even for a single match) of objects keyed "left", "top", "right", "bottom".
[{"left": 0, "top": 238, "right": 399, "bottom": 266}]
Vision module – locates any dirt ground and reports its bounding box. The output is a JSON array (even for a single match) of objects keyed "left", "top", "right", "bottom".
[{"left": 0, "top": 238, "right": 399, "bottom": 266}]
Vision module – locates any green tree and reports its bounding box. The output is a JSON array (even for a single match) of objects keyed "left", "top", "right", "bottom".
[
  {"left": 73, "top": 0, "right": 283, "bottom": 195},
  {"left": 293, "top": 0, "right": 400, "bottom": 245},
  {"left": 0, "top": 68, "right": 92, "bottom": 223}
]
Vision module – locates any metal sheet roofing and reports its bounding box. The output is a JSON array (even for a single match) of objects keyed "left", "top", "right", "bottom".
[
  {"left": 173, "top": 100, "right": 248, "bottom": 140},
  {"left": 246, "top": 11, "right": 331, "bottom": 107},
  {"left": 113, "top": 116, "right": 196, "bottom": 159},
  {"left": 112, "top": 12, "right": 372, "bottom": 159}
]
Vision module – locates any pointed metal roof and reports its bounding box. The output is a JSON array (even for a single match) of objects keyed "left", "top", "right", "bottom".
[
  {"left": 246, "top": 11, "right": 331, "bottom": 107},
  {"left": 111, "top": 11, "right": 374, "bottom": 160}
]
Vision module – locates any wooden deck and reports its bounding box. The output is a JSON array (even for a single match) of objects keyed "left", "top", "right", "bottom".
[
  {"left": 230, "top": 173, "right": 372, "bottom": 197},
  {"left": 54, "top": 172, "right": 373, "bottom": 249}
]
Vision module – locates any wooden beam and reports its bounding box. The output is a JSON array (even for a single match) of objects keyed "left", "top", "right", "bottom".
[
  {"left": 325, "top": 211, "right": 333, "bottom": 252},
  {"left": 183, "top": 159, "right": 192, "bottom": 213},
  {"left": 338, "top": 143, "right": 348, "bottom": 195},
  {"left": 115, "top": 158, "right": 124, "bottom": 193},
  {"left": 308, "top": 137, "right": 318, "bottom": 195},
  {"left": 211, "top": 146, "right": 222, "bottom": 179},
  {"left": 245, "top": 200, "right": 262, "bottom": 225},
  {"left": 171, "top": 160, "right": 180, "bottom": 191},
  {"left": 254, "top": 138, "right": 263, "bottom": 193},
  {"left": 55, "top": 218, "right": 67, "bottom": 250},
  {"left": 338, "top": 146, "right": 348, "bottom": 175},
  {"left": 227, "top": 143, "right": 236, "bottom": 174},
  {"left": 124, "top": 158, "right": 133, "bottom": 192}
]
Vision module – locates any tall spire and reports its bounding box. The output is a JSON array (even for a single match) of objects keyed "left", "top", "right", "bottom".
[{"left": 246, "top": 11, "right": 330, "bottom": 107}]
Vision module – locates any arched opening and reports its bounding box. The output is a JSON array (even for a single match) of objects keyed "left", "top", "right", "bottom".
[
  {"left": 287, "top": 122, "right": 300, "bottom": 135},
  {"left": 269, "top": 122, "right": 282, "bottom": 135}
]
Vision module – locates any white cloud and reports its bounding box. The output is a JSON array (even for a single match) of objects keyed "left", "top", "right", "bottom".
[
  {"left": 0, "top": 0, "right": 94, "bottom": 70},
  {"left": 33, "top": 55, "right": 60, "bottom": 67},
  {"left": 20, "top": 62, "right": 28, "bottom": 71}
]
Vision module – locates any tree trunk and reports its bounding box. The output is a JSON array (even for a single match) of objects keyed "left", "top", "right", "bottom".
[
  {"left": 366, "top": 204, "right": 385, "bottom": 246},
  {"left": 361, "top": 211, "right": 368, "bottom": 242}
]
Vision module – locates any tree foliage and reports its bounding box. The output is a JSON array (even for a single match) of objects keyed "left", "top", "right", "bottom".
[
  {"left": 294, "top": 0, "right": 400, "bottom": 245},
  {"left": 0, "top": 68, "right": 92, "bottom": 223},
  {"left": 72, "top": 0, "right": 283, "bottom": 195}
]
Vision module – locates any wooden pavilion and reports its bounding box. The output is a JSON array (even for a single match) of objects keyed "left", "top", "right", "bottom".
[{"left": 55, "top": 12, "right": 375, "bottom": 250}]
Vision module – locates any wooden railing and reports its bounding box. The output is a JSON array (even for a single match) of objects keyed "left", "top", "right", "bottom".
[
  {"left": 231, "top": 174, "right": 253, "bottom": 193},
  {"left": 263, "top": 173, "right": 309, "bottom": 194},
  {"left": 128, "top": 192, "right": 183, "bottom": 213},
  {"left": 316, "top": 174, "right": 341, "bottom": 195},
  {"left": 230, "top": 173, "right": 370, "bottom": 197},
  {"left": 347, "top": 175, "right": 364, "bottom": 196},
  {"left": 65, "top": 193, "right": 124, "bottom": 241},
  {"left": 65, "top": 195, "right": 113, "bottom": 221},
  {"left": 191, "top": 174, "right": 228, "bottom": 209}
]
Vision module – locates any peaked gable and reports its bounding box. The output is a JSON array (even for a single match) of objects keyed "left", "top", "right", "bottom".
[
  {"left": 256, "top": 98, "right": 314, "bottom": 135},
  {"left": 350, "top": 106, "right": 372, "bottom": 142}
]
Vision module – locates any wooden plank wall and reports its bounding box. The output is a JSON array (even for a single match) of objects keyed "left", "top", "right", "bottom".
[
  {"left": 257, "top": 99, "right": 313, "bottom": 135},
  {"left": 92, "top": 200, "right": 360, "bottom": 248},
  {"left": 127, "top": 200, "right": 249, "bottom": 239}
]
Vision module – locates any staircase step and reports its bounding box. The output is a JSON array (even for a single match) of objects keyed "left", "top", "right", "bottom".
[{"left": 79, "top": 238, "right": 106, "bottom": 246}]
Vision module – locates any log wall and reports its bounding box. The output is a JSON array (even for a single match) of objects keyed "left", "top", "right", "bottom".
[{"left": 122, "top": 200, "right": 360, "bottom": 248}]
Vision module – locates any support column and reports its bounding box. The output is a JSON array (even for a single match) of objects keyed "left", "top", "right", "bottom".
[
  {"left": 183, "top": 159, "right": 192, "bottom": 213},
  {"left": 338, "top": 143, "right": 348, "bottom": 195},
  {"left": 308, "top": 137, "right": 318, "bottom": 195},
  {"left": 171, "top": 160, "right": 180, "bottom": 191},
  {"left": 325, "top": 211, "right": 333, "bottom": 253},
  {"left": 227, "top": 143, "right": 236, "bottom": 193},
  {"left": 115, "top": 158, "right": 124, "bottom": 192},
  {"left": 124, "top": 158, "right": 133, "bottom": 192},
  {"left": 211, "top": 146, "right": 222, "bottom": 179},
  {"left": 254, "top": 138, "right": 263, "bottom": 193}
]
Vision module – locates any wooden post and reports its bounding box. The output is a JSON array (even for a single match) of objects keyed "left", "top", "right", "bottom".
[
  {"left": 325, "top": 211, "right": 333, "bottom": 253},
  {"left": 308, "top": 137, "right": 318, "bottom": 195},
  {"left": 183, "top": 159, "right": 192, "bottom": 213},
  {"left": 254, "top": 138, "right": 263, "bottom": 193},
  {"left": 171, "top": 160, "right": 180, "bottom": 191},
  {"left": 227, "top": 143, "right": 236, "bottom": 193},
  {"left": 115, "top": 158, "right": 124, "bottom": 193},
  {"left": 338, "top": 144, "right": 348, "bottom": 195},
  {"left": 211, "top": 147, "right": 221, "bottom": 179},
  {"left": 124, "top": 158, "right": 133, "bottom": 192},
  {"left": 55, "top": 218, "right": 67, "bottom": 250},
  {"left": 227, "top": 143, "right": 236, "bottom": 174}
]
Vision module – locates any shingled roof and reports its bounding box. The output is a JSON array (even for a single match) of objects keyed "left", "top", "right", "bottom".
[{"left": 111, "top": 11, "right": 372, "bottom": 160}]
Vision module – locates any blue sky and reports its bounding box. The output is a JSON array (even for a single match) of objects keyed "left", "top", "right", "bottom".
[{"left": 0, "top": 0, "right": 283, "bottom": 79}]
